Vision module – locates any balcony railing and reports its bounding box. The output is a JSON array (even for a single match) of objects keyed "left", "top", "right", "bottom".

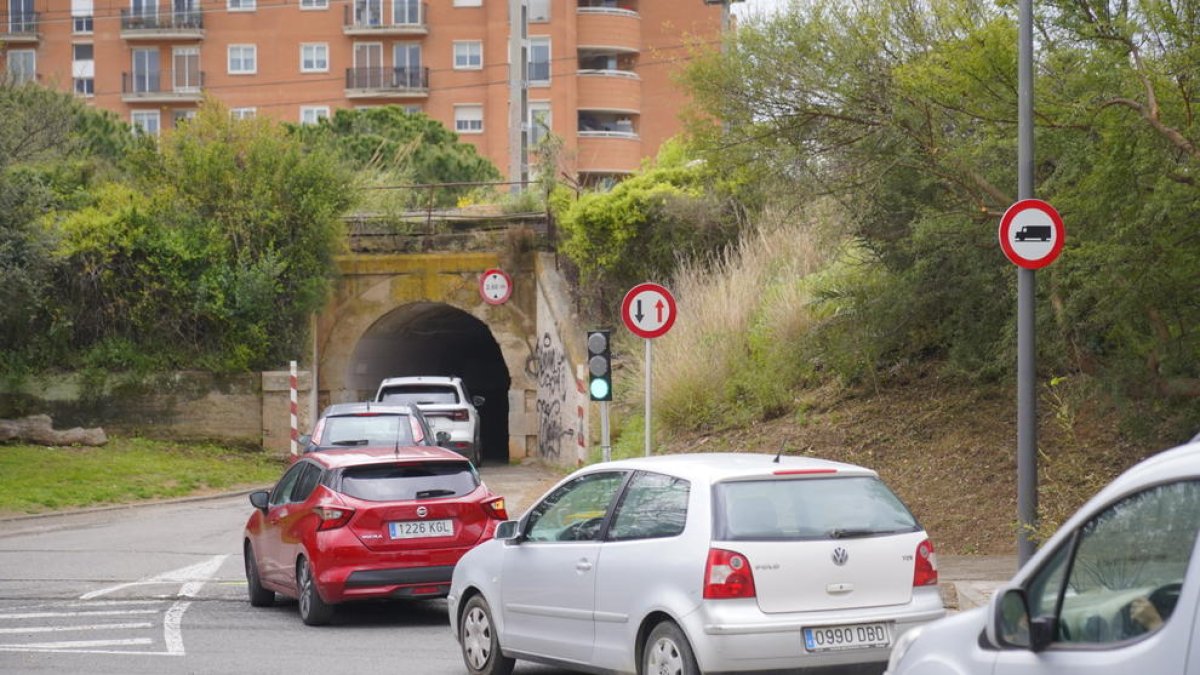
[
  {"left": 121, "top": 71, "right": 206, "bottom": 101},
  {"left": 120, "top": 9, "right": 204, "bottom": 37},
  {"left": 1, "top": 12, "right": 40, "bottom": 41},
  {"left": 342, "top": 2, "right": 427, "bottom": 34},
  {"left": 345, "top": 66, "right": 429, "bottom": 95}
]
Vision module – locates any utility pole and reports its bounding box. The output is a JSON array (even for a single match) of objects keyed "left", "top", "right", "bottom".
[
  {"left": 508, "top": 0, "right": 528, "bottom": 193},
  {"left": 1016, "top": 0, "right": 1037, "bottom": 566}
]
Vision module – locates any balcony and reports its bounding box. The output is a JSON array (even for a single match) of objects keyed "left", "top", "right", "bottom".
[
  {"left": 121, "top": 71, "right": 205, "bottom": 103},
  {"left": 577, "top": 70, "right": 640, "bottom": 112},
  {"left": 0, "top": 12, "right": 40, "bottom": 43},
  {"left": 577, "top": 5, "right": 640, "bottom": 52},
  {"left": 576, "top": 132, "right": 641, "bottom": 174},
  {"left": 345, "top": 66, "right": 429, "bottom": 98},
  {"left": 120, "top": 9, "right": 204, "bottom": 40},
  {"left": 342, "top": 2, "right": 427, "bottom": 36}
]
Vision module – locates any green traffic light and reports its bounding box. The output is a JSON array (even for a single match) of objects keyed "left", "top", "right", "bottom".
[{"left": 590, "top": 378, "right": 610, "bottom": 400}]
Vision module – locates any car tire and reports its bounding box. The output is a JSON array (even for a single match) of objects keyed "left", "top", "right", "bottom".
[
  {"left": 460, "top": 595, "right": 514, "bottom": 675},
  {"left": 244, "top": 542, "right": 275, "bottom": 607},
  {"left": 643, "top": 620, "right": 699, "bottom": 675},
  {"left": 297, "top": 557, "right": 334, "bottom": 626}
]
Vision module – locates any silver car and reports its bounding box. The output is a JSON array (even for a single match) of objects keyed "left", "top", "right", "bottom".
[
  {"left": 447, "top": 453, "right": 945, "bottom": 675},
  {"left": 885, "top": 434, "right": 1200, "bottom": 675},
  {"left": 375, "top": 376, "right": 484, "bottom": 466}
]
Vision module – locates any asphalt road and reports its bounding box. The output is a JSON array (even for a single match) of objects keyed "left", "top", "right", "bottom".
[{"left": 0, "top": 462, "right": 567, "bottom": 675}]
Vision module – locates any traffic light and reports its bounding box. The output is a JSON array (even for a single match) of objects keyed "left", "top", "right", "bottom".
[{"left": 587, "top": 330, "right": 612, "bottom": 402}]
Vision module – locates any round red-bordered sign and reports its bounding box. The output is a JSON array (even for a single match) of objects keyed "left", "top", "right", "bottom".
[
  {"left": 999, "top": 199, "right": 1065, "bottom": 270},
  {"left": 621, "top": 283, "right": 677, "bottom": 339},
  {"left": 479, "top": 268, "right": 512, "bottom": 305}
]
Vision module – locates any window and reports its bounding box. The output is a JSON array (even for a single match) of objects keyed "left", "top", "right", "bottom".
[
  {"left": 393, "top": 43, "right": 422, "bottom": 88},
  {"left": 72, "top": 0, "right": 95, "bottom": 33},
  {"left": 300, "top": 43, "right": 328, "bottom": 72},
  {"left": 339, "top": 462, "right": 478, "bottom": 501},
  {"left": 1018, "top": 480, "right": 1200, "bottom": 644},
  {"left": 453, "top": 0, "right": 481, "bottom": 6},
  {"left": 609, "top": 472, "right": 690, "bottom": 541},
  {"left": 231, "top": 107, "right": 257, "bottom": 120},
  {"left": 454, "top": 104, "right": 483, "bottom": 134},
  {"left": 528, "top": 37, "right": 550, "bottom": 84},
  {"left": 403, "top": 104, "right": 422, "bottom": 114},
  {"left": 131, "top": 110, "right": 160, "bottom": 137},
  {"left": 268, "top": 462, "right": 307, "bottom": 507},
  {"left": 227, "top": 0, "right": 255, "bottom": 10},
  {"left": 528, "top": 0, "right": 549, "bottom": 21},
  {"left": 72, "top": 43, "right": 94, "bottom": 96},
  {"left": 525, "top": 472, "right": 627, "bottom": 542},
  {"left": 453, "top": 41, "right": 482, "bottom": 70},
  {"left": 529, "top": 101, "right": 551, "bottom": 146},
  {"left": 352, "top": 0, "right": 382, "bottom": 25},
  {"left": 73, "top": 16, "right": 94, "bottom": 31},
  {"left": 715, "top": 476, "right": 918, "bottom": 541},
  {"left": 228, "top": 45, "right": 256, "bottom": 74},
  {"left": 290, "top": 463, "right": 323, "bottom": 503},
  {"left": 393, "top": 0, "right": 420, "bottom": 24},
  {"left": 300, "top": 106, "right": 330, "bottom": 125},
  {"left": 172, "top": 46, "right": 200, "bottom": 92},
  {"left": 131, "top": 47, "right": 159, "bottom": 93},
  {"left": 173, "top": 109, "right": 197, "bottom": 127},
  {"left": 7, "top": 50, "right": 36, "bottom": 85},
  {"left": 299, "top": 0, "right": 327, "bottom": 8}
]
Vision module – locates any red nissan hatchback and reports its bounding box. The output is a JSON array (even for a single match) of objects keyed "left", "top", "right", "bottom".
[{"left": 243, "top": 445, "right": 507, "bottom": 625}]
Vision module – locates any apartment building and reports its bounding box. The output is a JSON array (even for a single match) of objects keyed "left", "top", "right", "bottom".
[{"left": 0, "top": 0, "right": 723, "bottom": 182}]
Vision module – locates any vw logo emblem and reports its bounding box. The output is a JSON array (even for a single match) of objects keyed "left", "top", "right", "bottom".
[
  {"left": 416, "top": 506, "right": 428, "bottom": 518},
  {"left": 832, "top": 547, "right": 849, "bottom": 566}
]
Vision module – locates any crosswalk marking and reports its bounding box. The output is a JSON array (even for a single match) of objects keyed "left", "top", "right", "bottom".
[
  {"left": 0, "top": 638, "right": 155, "bottom": 651},
  {"left": 0, "top": 609, "right": 160, "bottom": 620},
  {"left": 0, "top": 621, "right": 153, "bottom": 634}
]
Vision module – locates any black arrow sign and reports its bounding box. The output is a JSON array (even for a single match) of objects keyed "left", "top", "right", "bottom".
[{"left": 635, "top": 299, "right": 644, "bottom": 322}]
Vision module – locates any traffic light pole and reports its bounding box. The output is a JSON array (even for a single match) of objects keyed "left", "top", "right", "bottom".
[{"left": 600, "top": 401, "right": 612, "bottom": 462}]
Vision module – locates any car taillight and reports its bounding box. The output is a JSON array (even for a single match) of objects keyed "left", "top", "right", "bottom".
[
  {"left": 314, "top": 506, "right": 355, "bottom": 531},
  {"left": 703, "top": 548, "right": 756, "bottom": 599},
  {"left": 482, "top": 497, "right": 508, "bottom": 521},
  {"left": 913, "top": 539, "right": 938, "bottom": 586},
  {"left": 450, "top": 410, "right": 469, "bottom": 422}
]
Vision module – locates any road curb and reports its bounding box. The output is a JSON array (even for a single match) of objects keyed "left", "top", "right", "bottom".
[{"left": 0, "top": 486, "right": 270, "bottom": 525}]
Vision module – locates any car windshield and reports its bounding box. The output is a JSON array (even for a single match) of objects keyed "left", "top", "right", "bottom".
[
  {"left": 379, "top": 385, "right": 460, "bottom": 406},
  {"left": 321, "top": 414, "right": 414, "bottom": 447},
  {"left": 714, "top": 476, "right": 919, "bottom": 541},
  {"left": 338, "top": 461, "right": 478, "bottom": 501}
]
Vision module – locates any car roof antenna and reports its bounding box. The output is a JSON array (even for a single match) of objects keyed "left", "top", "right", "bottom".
[
  {"left": 773, "top": 442, "right": 786, "bottom": 463},
  {"left": 394, "top": 408, "right": 402, "bottom": 459}
]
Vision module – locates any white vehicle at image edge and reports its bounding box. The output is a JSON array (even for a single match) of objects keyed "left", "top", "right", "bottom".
[
  {"left": 885, "top": 433, "right": 1200, "bottom": 675},
  {"left": 375, "top": 376, "right": 484, "bottom": 466},
  {"left": 447, "top": 453, "right": 945, "bottom": 675}
]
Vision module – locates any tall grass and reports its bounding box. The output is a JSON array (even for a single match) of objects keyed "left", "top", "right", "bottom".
[{"left": 640, "top": 201, "right": 844, "bottom": 434}]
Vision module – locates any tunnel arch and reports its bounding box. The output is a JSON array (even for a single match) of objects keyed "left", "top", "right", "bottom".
[{"left": 347, "top": 302, "right": 512, "bottom": 464}]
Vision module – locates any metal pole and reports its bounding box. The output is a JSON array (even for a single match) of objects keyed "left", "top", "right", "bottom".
[
  {"left": 644, "top": 339, "right": 652, "bottom": 456},
  {"left": 1017, "top": 0, "right": 1038, "bottom": 565},
  {"left": 600, "top": 401, "right": 611, "bottom": 463},
  {"left": 508, "top": 0, "right": 528, "bottom": 193}
]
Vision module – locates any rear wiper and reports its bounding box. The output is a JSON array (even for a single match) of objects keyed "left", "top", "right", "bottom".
[
  {"left": 331, "top": 439, "right": 369, "bottom": 446},
  {"left": 828, "top": 528, "right": 877, "bottom": 539},
  {"left": 415, "top": 488, "right": 456, "bottom": 499}
]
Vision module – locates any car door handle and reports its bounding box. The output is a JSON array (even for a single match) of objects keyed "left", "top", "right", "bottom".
[{"left": 575, "top": 559, "right": 593, "bottom": 572}]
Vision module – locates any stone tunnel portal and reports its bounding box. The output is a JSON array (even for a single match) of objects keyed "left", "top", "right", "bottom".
[{"left": 346, "top": 302, "right": 511, "bottom": 464}]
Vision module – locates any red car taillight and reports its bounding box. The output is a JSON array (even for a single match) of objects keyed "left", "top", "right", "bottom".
[
  {"left": 450, "top": 410, "right": 469, "bottom": 422},
  {"left": 314, "top": 506, "right": 355, "bottom": 531},
  {"left": 482, "top": 496, "right": 508, "bottom": 520},
  {"left": 703, "top": 548, "right": 756, "bottom": 599},
  {"left": 913, "top": 539, "right": 938, "bottom": 586}
]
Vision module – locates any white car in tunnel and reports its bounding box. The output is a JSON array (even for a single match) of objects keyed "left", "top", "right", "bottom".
[{"left": 376, "top": 376, "right": 484, "bottom": 466}]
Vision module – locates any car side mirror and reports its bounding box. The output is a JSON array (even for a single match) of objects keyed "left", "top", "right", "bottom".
[
  {"left": 472, "top": 395, "right": 485, "bottom": 407},
  {"left": 495, "top": 520, "right": 520, "bottom": 542},
  {"left": 249, "top": 490, "right": 270, "bottom": 512},
  {"left": 298, "top": 434, "right": 311, "bottom": 450},
  {"left": 436, "top": 431, "right": 451, "bottom": 446},
  {"left": 992, "top": 588, "right": 1055, "bottom": 652}
]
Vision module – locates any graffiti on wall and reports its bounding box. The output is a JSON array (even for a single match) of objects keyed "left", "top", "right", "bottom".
[{"left": 532, "top": 332, "right": 578, "bottom": 460}]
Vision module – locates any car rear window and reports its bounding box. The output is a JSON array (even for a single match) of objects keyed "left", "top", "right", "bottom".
[
  {"left": 379, "top": 385, "right": 460, "bottom": 406},
  {"left": 321, "top": 414, "right": 414, "bottom": 447},
  {"left": 337, "top": 461, "right": 478, "bottom": 501},
  {"left": 714, "top": 476, "right": 919, "bottom": 541}
]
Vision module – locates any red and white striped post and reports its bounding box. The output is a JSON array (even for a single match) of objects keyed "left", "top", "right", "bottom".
[{"left": 289, "top": 360, "right": 299, "bottom": 456}]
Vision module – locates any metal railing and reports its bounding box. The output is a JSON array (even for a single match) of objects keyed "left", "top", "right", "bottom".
[
  {"left": 3, "top": 12, "right": 39, "bottom": 34},
  {"left": 122, "top": 70, "right": 206, "bottom": 94},
  {"left": 345, "top": 66, "right": 428, "bottom": 91},
  {"left": 577, "top": 68, "right": 639, "bottom": 79},
  {"left": 342, "top": 2, "right": 426, "bottom": 29},
  {"left": 120, "top": 8, "right": 203, "bottom": 31}
]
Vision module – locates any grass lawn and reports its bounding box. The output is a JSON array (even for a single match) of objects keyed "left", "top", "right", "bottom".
[{"left": 0, "top": 437, "right": 287, "bottom": 516}]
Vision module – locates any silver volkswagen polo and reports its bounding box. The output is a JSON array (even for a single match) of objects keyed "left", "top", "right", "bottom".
[{"left": 447, "top": 453, "right": 945, "bottom": 675}]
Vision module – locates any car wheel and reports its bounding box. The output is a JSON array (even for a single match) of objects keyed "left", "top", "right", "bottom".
[
  {"left": 244, "top": 542, "right": 275, "bottom": 607},
  {"left": 643, "top": 621, "right": 698, "bottom": 675},
  {"left": 297, "top": 557, "right": 334, "bottom": 626},
  {"left": 460, "top": 595, "right": 514, "bottom": 675}
]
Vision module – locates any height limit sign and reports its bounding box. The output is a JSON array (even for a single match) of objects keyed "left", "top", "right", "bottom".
[{"left": 621, "top": 282, "right": 677, "bottom": 339}]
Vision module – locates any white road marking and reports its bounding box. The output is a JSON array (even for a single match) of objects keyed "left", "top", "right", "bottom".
[
  {"left": 80, "top": 555, "right": 230, "bottom": 600},
  {"left": 163, "top": 601, "right": 188, "bottom": 655},
  {"left": 0, "top": 622, "right": 153, "bottom": 634},
  {"left": 0, "top": 638, "right": 155, "bottom": 651},
  {"left": 0, "top": 609, "right": 160, "bottom": 620}
]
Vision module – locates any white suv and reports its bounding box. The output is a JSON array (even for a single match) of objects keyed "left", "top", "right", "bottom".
[{"left": 375, "top": 376, "right": 484, "bottom": 466}]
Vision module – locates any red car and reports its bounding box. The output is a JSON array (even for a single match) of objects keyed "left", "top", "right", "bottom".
[{"left": 243, "top": 445, "right": 507, "bottom": 625}]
